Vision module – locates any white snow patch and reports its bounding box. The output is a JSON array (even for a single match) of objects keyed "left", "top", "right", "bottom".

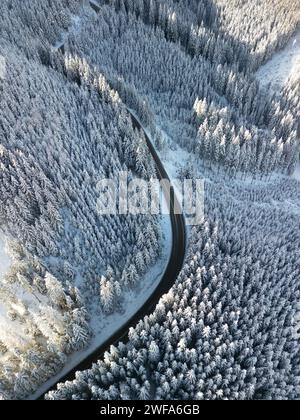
[
  {"left": 257, "top": 28, "right": 300, "bottom": 89},
  {"left": 14, "top": 109, "right": 173, "bottom": 399},
  {"left": 0, "top": 252, "right": 68, "bottom": 369},
  {"left": 160, "top": 132, "right": 192, "bottom": 181}
]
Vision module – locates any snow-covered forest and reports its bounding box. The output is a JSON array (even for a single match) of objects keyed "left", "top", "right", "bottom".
[
  {"left": 0, "top": 0, "right": 163, "bottom": 400},
  {"left": 47, "top": 175, "right": 300, "bottom": 400},
  {"left": 0, "top": 0, "right": 299, "bottom": 400}
]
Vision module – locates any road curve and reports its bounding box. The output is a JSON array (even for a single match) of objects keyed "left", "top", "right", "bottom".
[{"left": 36, "top": 110, "right": 186, "bottom": 400}]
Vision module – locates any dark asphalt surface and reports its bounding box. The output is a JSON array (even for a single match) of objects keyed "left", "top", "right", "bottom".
[{"left": 36, "top": 111, "right": 186, "bottom": 400}]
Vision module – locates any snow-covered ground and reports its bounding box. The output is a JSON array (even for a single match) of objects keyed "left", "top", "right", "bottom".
[
  {"left": 30, "top": 112, "right": 174, "bottom": 399},
  {"left": 0, "top": 237, "right": 11, "bottom": 280},
  {"left": 257, "top": 28, "right": 300, "bottom": 89}
]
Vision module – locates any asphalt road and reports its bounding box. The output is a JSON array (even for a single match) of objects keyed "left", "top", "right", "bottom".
[{"left": 36, "top": 111, "right": 186, "bottom": 400}]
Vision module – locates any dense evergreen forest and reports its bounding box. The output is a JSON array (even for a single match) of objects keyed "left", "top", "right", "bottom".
[{"left": 0, "top": 0, "right": 299, "bottom": 400}]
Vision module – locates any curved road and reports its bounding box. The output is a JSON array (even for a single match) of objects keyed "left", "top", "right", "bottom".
[
  {"left": 36, "top": 0, "right": 186, "bottom": 398},
  {"left": 36, "top": 110, "right": 186, "bottom": 399}
]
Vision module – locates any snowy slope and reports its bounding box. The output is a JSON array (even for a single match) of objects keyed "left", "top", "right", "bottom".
[
  {"left": 257, "top": 28, "right": 300, "bottom": 89},
  {"left": 256, "top": 27, "right": 300, "bottom": 182}
]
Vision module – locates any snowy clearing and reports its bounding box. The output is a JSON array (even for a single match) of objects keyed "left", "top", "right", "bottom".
[
  {"left": 257, "top": 27, "right": 300, "bottom": 89},
  {"left": 30, "top": 210, "right": 172, "bottom": 400}
]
